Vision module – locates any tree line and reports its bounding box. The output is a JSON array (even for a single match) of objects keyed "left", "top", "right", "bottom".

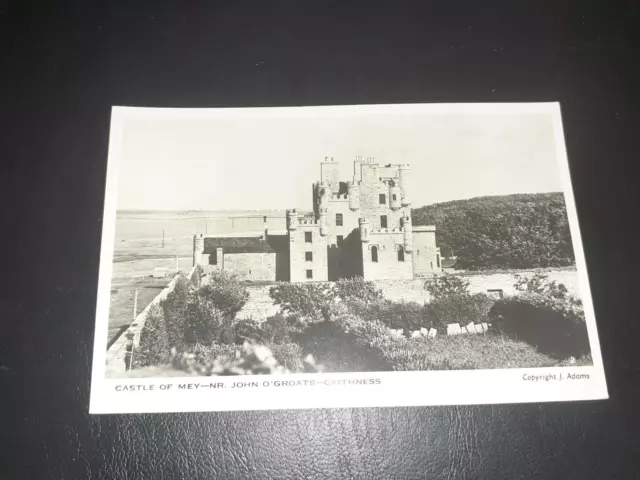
[{"left": 412, "top": 193, "right": 576, "bottom": 270}]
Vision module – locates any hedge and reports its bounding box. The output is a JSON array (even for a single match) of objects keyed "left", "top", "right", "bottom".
[{"left": 488, "top": 293, "right": 590, "bottom": 358}]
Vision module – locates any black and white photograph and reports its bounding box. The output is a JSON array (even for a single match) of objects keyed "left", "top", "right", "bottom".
[{"left": 89, "top": 103, "right": 607, "bottom": 413}]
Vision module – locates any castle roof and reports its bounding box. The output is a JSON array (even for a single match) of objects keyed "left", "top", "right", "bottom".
[{"left": 203, "top": 235, "right": 276, "bottom": 254}]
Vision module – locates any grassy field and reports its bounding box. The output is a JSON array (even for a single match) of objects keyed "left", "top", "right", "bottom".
[{"left": 107, "top": 276, "right": 170, "bottom": 348}]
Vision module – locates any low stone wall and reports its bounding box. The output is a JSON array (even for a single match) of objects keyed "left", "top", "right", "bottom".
[
  {"left": 375, "top": 268, "right": 580, "bottom": 303},
  {"left": 105, "top": 265, "right": 202, "bottom": 375}
]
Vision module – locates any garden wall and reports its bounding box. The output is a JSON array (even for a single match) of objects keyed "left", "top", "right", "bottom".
[
  {"left": 375, "top": 268, "right": 580, "bottom": 303},
  {"left": 105, "top": 265, "right": 202, "bottom": 377}
]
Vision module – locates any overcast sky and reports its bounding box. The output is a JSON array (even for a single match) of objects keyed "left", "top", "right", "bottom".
[{"left": 115, "top": 107, "right": 564, "bottom": 211}]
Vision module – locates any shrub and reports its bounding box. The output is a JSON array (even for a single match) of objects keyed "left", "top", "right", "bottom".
[
  {"left": 293, "top": 315, "right": 393, "bottom": 372},
  {"left": 514, "top": 272, "right": 579, "bottom": 304},
  {"left": 362, "top": 300, "right": 430, "bottom": 333},
  {"left": 134, "top": 303, "right": 170, "bottom": 367},
  {"left": 424, "top": 294, "right": 495, "bottom": 331},
  {"left": 270, "top": 343, "right": 306, "bottom": 372},
  {"left": 424, "top": 274, "right": 470, "bottom": 299},
  {"left": 334, "top": 277, "right": 384, "bottom": 303},
  {"left": 171, "top": 342, "right": 292, "bottom": 375},
  {"left": 187, "top": 342, "right": 243, "bottom": 365},
  {"left": 161, "top": 274, "right": 192, "bottom": 349},
  {"left": 234, "top": 314, "right": 293, "bottom": 345},
  {"left": 200, "top": 270, "right": 250, "bottom": 317},
  {"left": 184, "top": 272, "right": 249, "bottom": 345},
  {"left": 234, "top": 318, "right": 270, "bottom": 344},
  {"left": 269, "top": 282, "right": 333, "bottom": 323},
  {"left": 488, "top": 293, "right": 590, "bottom": 359},
  {"left": 189, "top": 264, "right": 204, "bottom": 286}
]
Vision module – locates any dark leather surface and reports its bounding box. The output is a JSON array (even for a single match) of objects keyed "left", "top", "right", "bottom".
[{"left": 2, "top": 1, "right": 639, "bottom": 478}]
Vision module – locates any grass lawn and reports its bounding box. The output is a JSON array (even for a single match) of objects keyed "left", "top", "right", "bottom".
[
  {"left": 375, "top": 333, "right": 573, "bottom": 371},
  {"left": 107, "top": 276, "right": 170, "bottom": 348}
]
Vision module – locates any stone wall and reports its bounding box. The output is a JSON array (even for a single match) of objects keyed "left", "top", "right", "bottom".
[
  {"left": 223, "top": 252, "right": 276, "bottom": 281},
  {"left": 374, "top": 268, "right": 581, "bottom": 303},
  {"left": 105, "top": 265, "right": 201, "bottom": 377}
]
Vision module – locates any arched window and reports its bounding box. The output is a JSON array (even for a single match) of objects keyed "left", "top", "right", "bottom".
[
  {"left": 371, "top": 245, "right": 379, "bottom": 263},
  {"left": 397, "top": 245, "right": 405, "bottom": 262}
]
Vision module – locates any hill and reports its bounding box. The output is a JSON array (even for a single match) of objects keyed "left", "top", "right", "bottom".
[{"left": 412, "top": 193, "right": 576, "bottom": 270}]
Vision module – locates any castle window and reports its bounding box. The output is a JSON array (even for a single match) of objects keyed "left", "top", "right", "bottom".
[
  {"left": 392, "top": 194, "right": 397, "bottom": 201},
  {"left": 437, "top": 254, "right": 441, "bottom": 268},
  {"left": 379, "top": 194, "right": 386, "bottom": 204},
  {"left": 371, "top": 245, "right": 379, "bottom": 263},
  {"left": 305, "top": 252, "right": 313, "bottom": 262},
  {"left": 397, "top": 246, "right": 405, "bottom": 262},
  {"left": 335, "top": 213, "right": 343, "bottom": 226},
  {"left": 306, "top": 269, "right": 313, "bottom": 279},
  {"left": 305, "top": 231, "right": 312, "bottom": 243},
  {"left": 336, "top": 235, "right": 344, "bottom": 246},
  {"left": 380, "top": 215, "right": 387, "bottom": 228}
]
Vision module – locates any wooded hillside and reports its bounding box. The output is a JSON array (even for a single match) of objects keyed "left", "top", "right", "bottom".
[{"left": 412, "top": 193, "right": 576, "bottom": 270}]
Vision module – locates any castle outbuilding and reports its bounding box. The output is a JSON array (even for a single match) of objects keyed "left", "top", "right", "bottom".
[{"left": 193, "top": 157, "right": 442, "bottom": 282}]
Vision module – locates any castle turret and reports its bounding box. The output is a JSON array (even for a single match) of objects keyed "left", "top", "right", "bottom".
[
  {"left": 389, "top": 181, "right": 402, "bottom": 210},
  {"left": 287, "top": 209, "right": 298, "bottom": 231},
  {"left": 398, "top": 163, "right": 411, "bottom": 206},
  {"left": 347, "top": 181, "right": 360, "bottom": 211},
  {"left": 193, "top": 234, "right": 204, "bottom": 266},
  {"left": 402, "top": 213, "right": 413, "bottom": 253},
  {"left": 359, "top": 217, "right": 370, "bottom": 243},
  {"left": 321, "top": 157, "right": 340, "bottom": 195}
]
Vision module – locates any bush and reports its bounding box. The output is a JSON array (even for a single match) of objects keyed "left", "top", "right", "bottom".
[
  {"left": 269, "top": 282, "right": 333, "bottom": 323},
  {"left": 334, "top": 277, "right": 384, "bottom": 303},
  {"left": 424, "top": 294, "right": 495, "bottom": 331},
  {"left": 184, "top": 272, "right": 249, "bottom": 345},
  {"left": 200, "top": 270, "right": 250, "bottom": 317},
  {"left": 270, "top": 343, "right": 306, "bottom": 372},
  {"left": 161, "top": 274, "right": 192, "bottom": 349},
  {"left": 171, "top": 342, "right": 294, "bottom": 376},
  {"left": 189, "top": 264, "right": 204, "bottom": 286},
  {"left": 234, "top": 314, "right": 293, "bottom": 345},
  {"left": 514, "top": 272, "right": 579, "bottom": 303},
  {"left": 187, "top": 342, "right": 243, "bottom": 365},
  {"left": 134, "top": 303, "right": 170, "bottom": 367},
  {"left": 359, "top": 300, "right": 430, "bottom": 333},
  {"left": 293, "top": 315, "right": 393, "bottom": 372},
  {"left": 424, "top": 274, "right": 470, "bottom": 299},
  {"left": 488, "top": 293, "right": 590, "bottom": 359}
]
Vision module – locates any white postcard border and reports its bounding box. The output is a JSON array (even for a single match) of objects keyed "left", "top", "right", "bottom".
[{"left": 89, "top": 102, "right": 608, "bottom": 414}]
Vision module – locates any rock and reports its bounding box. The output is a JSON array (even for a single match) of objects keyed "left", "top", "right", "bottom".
[
  {"left": 419, "top": 327, "right": 429, "bottom": 337},
  {"left": 481, "top": 322, "right": 489, "bottom": 332},
  {"left": 474, "top": 323, "right": 485, "bottom": 334},
  {"left": 447, "top": 323, "right": 462, "bottom": 336},
  {"left": 428, "top": 328, "right": 437, "bottom": 338},
  {"left": 465, "top": 322, "right": 477, "bottom": 334},
  {"left": 410, "top": 330, "right": 422, "bottom": 338}
]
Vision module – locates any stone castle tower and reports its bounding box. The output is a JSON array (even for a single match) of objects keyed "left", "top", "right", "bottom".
[{"left": 287, "top": 156, "right": 441, "bottom": 282}]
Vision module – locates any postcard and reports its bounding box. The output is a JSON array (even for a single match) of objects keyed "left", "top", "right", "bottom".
[{"left": 89, "top": 103, "right": 608, "bottom": 414}]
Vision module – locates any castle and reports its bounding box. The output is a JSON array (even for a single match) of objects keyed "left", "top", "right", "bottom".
[{"left": 193, "top": 157, "right": 442, "bottom": 282}]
